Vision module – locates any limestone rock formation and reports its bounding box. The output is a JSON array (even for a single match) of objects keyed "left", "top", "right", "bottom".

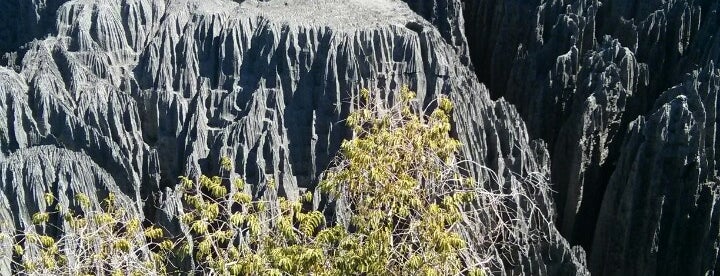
[
  {"left": 1, "top": 0, "right": 718, "bottom": 275},
  {"left": 0, "top": 0, "right": 587, "bottom": 275},
  {"left": 464, "top": 0, "right": 720, "bottom": 274},
  {"left": 0, "top": 146, "right": 142, "bottom": 274},
  {"left": 592, "top": 65, "right": 720, "bottom": 276}
]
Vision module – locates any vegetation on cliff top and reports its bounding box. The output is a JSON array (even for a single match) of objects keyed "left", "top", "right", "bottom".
[{"left": 3, "top": 86, "right": 486, "bottom": 275}]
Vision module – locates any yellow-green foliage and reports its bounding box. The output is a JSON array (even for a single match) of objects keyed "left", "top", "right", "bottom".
[
  {"left": 8, "top": 192, "right": 171, "bottom": 275},
  {"left": 176, "top": 86, "right": 482, "bottom": 275},
  {"left": 6, "top": 86, "right": 485, "bottom": 276},
  {"left": 177, "top": 163, "right": 330, "bottom": 275},
  {"left": 318, "top": 86, "right": 475, "bottom": 275}
]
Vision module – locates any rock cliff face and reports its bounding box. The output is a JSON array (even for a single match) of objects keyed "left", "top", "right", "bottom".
[
  {"left": 0, "top": 0, "right": 586, "bottom": 274},
  {"left": 464, "top": 0, "right": 720, "bottom": 274},
  {"left": 0, "top": 0, "right": 718, "bottom": 275}
]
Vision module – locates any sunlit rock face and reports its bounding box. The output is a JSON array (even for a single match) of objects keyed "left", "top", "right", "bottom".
[
  {"left": 2, "top": 0, "right": 718, "bottom": 275},
  {"left": 0, "top": 0, "right": 586, "bottom": 274}
]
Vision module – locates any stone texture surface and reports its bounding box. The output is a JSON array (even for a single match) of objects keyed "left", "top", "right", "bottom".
[
  {"left": 464, "top": 0, "right": 720, "bottom": 274},
  {"left": 0, "top": 0, "right": 587, "bottom": 275},
  {"left": 2, "top": 0, "right": 718, "bottom": 274},
  {"left": 0, "top": 146, "right": 141, "bottom": 274},
  {"left": 0, "top": 0, "right": 70, "bottom": 53}
]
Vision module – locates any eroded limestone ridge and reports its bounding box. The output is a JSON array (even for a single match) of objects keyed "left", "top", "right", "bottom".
[
  {"left": 465, "top": 0, "right": 720, "bottom": 275},
  {"left": 0, "top": 0, "right": 587, "bottom": 275},
  {"left": 1, "top": 0, "right": 718, "bottom": 275}
]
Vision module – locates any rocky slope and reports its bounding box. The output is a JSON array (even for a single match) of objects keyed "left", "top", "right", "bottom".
[
  {"left": 464, "top": 0, "right": 720, "bottom": 274},
  {"left": 0, "top": 0, "right": 718, "bottom": 275},
  {"left": 0, "top": 0, "right": 587, "bottom": 274}
]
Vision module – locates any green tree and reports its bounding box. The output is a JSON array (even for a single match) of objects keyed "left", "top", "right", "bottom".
[
  {"left": 176, "top": 86, "right": 483, "bottom": 275},
  {"left": 5, "top": 86, "right": 486, "bottom": 276}
]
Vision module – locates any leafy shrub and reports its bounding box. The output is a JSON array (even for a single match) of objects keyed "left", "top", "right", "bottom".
[
  {"left": 4, "top": 86, "right": 486, "bottom": 275},
  {"left": 174, "top": 86, "right": 482, "bottom": 275},
  {"left": 3, "top": 192, "right": 171, "bottom": 275}
]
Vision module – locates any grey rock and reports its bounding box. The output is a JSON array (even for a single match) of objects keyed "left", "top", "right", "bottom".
[
  {"left": 0, "top": 145, "right": 141, "bottom": 276},
  {"left": 592, "top": 65, "right": 720, "bottom": 275},
  {"left": 0, "top": 0, "right": 70, "bottom": 53},
  {"left": 402, "top": 0, "right": 471, "bottom": 65},
  {"left": 453, "top": 86, "right": 588, "bottom": 275},
  {"left": 0, "top": 0, "right": 584, "bottom": 274},
  {"left": 552, "top": 37, "right": 647, "bottom": 246},
  {"left": 463, "top": 0, "right": 720, "bottom": 274},
  {"left": 464, "top": 0, "right": 550, "bottom": 97}
]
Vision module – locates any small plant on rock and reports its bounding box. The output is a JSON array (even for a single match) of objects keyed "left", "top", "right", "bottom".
[{"left": 6, "top": 192, "right": 171, "bottom": 275}]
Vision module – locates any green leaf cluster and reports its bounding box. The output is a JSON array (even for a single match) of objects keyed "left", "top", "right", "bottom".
[
  {"left": 9, "top": 192, "right": 171, "bottom": 275},
  {"left": 6, "top": 86, "right": 486, "bottom": 276},
  {"left": 176, "top": 86, "right": 483, "bottom": 275}
]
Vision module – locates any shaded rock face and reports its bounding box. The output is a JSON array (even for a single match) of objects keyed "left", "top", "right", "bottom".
[
  {"left": 0, "top": 0, "right": 70, "bottom": 53},
  {"left": 0, "top": 0, "right": 587, "bottom": 275},
  {"left": 464, "top": 0, "right": 720, "bottom": 274},
  {"left": 402, "top": 0, "right": 471, "bottom": 65},
  {"left": 592, "top": 67, "right": 720, "bottom": 276}
]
